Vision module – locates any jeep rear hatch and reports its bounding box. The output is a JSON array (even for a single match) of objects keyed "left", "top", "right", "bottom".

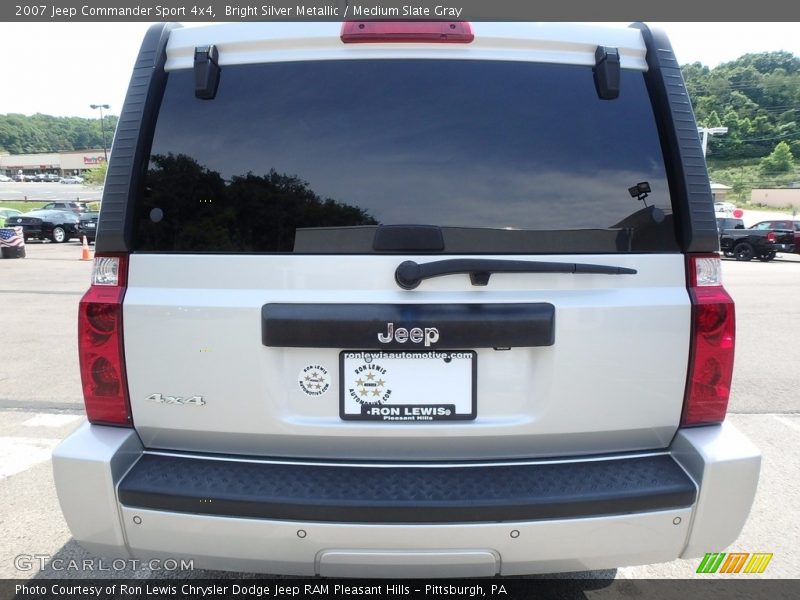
[{"left": 102, "top": 25, "right": 705, "bottom": 459}]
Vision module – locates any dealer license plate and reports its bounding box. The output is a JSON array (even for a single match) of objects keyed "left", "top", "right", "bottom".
[{"left": 340, "top": 350, "right": 476, "bottom": 421}]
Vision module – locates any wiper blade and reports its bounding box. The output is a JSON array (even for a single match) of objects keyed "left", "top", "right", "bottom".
[{"left": 395, "top": 258, "right": 637, "bottom": 290}]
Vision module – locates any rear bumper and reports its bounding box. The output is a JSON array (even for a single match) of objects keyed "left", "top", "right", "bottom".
[
  {"left": 117, "top": 453, "right": 696, "bottom": 524},
  {"left": 53, "top": 422, "right": 760, "bottom": 577}
]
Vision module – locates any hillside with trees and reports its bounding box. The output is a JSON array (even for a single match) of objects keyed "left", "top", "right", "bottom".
[
  {"left": 682, "top": 51, "right": 800, "bottom": 202},
  {"left": 0, "top": 113, "right": 118, "bottom": 155}
]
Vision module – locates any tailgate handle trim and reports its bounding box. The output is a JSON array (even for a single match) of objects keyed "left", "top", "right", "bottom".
[
  {"left": 395, "top": 259, "right": 637, "bottom": 290},
  {"left": 262, "top": 303, "right": 555, "bottom": 349}
]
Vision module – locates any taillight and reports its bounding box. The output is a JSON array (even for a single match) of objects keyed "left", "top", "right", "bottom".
[
  {"left": 341, "top": 21, "right": 474, "bottom": 44},
  {"left": 682, "top": 254, "right": 735, "bottom": 426},
  {"left": 78, "top": 255, "right": 132, "bottom": 426},
  {"left": 766, "top": 231, "right": 776, "bottom": 243}
]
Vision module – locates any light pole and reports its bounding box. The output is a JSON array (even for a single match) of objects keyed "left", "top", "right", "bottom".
[
  {"left": 698, "top": 126, "right": 728, "bottom": 156},
  {"left": 90, "top": 103, "right": 110, "bottom": 163}
]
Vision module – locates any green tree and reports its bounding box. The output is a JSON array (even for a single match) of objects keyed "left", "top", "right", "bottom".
[
  {"left": 683, "top": 51, "right": 800, "bottom": 161},
  {"left": 83, "top": 162, "right": 108, "bottom": 185},
  {"left": 0, "top": 113, "right": 119, "bottom": 154},
  {"left": 704, "top": 111, "right": 723, "bottom": 128},
  {"left": 759, "top": 141, "right": 795, "bottom": 174},
  {"left": 738, "top": 51, "right": 800, "bottom": 75},
  {"left": 726, "top": 172, "right": 751, "bottom": 203}
]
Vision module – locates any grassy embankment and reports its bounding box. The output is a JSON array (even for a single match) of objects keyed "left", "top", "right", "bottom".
[
  {"left": 0, "top": 200, "right": 101, "bottom": 212},
  {"left": 708, "top": 158, "right": 800, "bottom": 213}
]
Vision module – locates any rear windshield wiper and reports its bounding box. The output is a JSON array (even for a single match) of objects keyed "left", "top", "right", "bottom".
[{"left": 395, "top": 259, "right": 637, "bottom": 290}]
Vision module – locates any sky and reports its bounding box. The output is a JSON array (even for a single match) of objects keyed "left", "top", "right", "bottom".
[{"left": 1, "top": 22, "right": 799, "bottom": 118}]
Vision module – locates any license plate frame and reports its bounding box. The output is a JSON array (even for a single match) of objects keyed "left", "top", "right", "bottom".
[{"left": 339, "top": 350, "right": 477, "bottom": 422}]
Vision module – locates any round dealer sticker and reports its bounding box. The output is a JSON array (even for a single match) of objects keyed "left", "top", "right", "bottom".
[{"left": 298, "top": 365, "right": 331, "bottom": 397}]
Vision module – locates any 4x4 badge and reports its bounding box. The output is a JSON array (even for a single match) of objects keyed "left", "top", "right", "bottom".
[
  {"left": 146, "top": 393, "right": 205, "bottom": 406},
  {"left": 378, "top": 323, "right": 439, "bottom": 346}
]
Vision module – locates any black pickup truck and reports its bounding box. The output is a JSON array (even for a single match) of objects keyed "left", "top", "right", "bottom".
[{"left": 718, "top": 218, "right": 795, "bottom": 261}]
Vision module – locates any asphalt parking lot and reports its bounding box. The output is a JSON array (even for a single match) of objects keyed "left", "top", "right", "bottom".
[
  {"left": 0, "top": 182, "right": 102, "bottom": 204},
  {"left": 0, "top": 242, "right": 798, "bottom": 580}
]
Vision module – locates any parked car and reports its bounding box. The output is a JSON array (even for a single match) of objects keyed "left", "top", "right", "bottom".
[
  {"left": 0, "top": 174, "right": 12, "bottom": 182},
  {"left": 78, "top": 211, "right": 99, "bottom": 242},
  {"left": 719, "top": 226, "right": 794, "bottom": 261},
  {"left": 41, "top": 201, "right": 89, "bottom": 213},
  {"left": 0, "top": 207, "right": 22, "bottom": 227},
  {"left": 53, "top": 21, "right": 760, "bottom": 578},
  {"left": 713, "top": 201, "right": 736, "bottom": 215},
  {"left": 5, "top": 209, "right": 81, "bottom": 243},
  {"left": 750, "top": 220, "right": 800, "bottom": 254},
  {"left": 34, "top": 173, "right": 61, "bottom": 182},
  {"left": 59, "top": 175, "right": 85, "bottom": 184},
  {"left": 13, "top": 174, "right": 35, "bottom": 182}
]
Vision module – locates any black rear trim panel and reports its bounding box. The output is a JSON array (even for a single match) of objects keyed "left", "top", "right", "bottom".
[
  {"left": 631, "top": 23, "right": 718, "bottom": 253},
  {"left": 118, "top": 454, "right": 696, "bottom": 523},
  {"left": 262, "top": 303, "right": 555, "bottom": 349},
  {"left": 96, "top": 22, "right": 180, "bottom": 253}
]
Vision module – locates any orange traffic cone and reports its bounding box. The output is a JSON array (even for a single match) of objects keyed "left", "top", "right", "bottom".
[{"left": 80, "top": 236, "right": 92, "bottom": 261}]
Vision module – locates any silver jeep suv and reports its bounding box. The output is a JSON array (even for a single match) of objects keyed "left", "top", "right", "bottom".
[{"left": 53, "top": 21, "right": 760, "bottom": 577}]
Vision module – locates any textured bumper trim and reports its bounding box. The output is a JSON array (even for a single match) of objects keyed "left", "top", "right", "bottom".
[{"left": 118, "top": 453, "right": 696, "bottom": 523}]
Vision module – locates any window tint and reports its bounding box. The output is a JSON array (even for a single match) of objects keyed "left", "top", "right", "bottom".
[
  {"left": 136, "top": 60, "right": 677, "bottom": 254},
  {"left": 716, "top": 218, "right": 744, "bottom": 231}
]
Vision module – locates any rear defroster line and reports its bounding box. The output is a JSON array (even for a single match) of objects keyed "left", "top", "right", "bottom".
[{"left": 394, "top": 258, "right": 638, "bottom": 289}]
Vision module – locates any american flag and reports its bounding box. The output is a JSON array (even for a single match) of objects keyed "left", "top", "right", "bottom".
[{"left": 0, "top": 227, "right": 24, "bottom": 247}]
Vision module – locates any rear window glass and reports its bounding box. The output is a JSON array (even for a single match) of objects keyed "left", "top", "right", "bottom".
[
  {"left": 135, "top": 60, "right": 678, "bottom": 254},
  {"left": 717, "top": 218, "right": 744, "bottom": 231}
]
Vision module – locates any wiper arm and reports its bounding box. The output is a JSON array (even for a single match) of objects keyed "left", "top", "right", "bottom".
[{"left": 395, "top": 259, "right": 637, "bottom": 290}]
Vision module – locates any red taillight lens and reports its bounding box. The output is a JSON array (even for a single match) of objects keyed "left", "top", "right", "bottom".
[
  {"left": 78, "top": 255, "right": 132, "bottom": 426},
  {"left": 341, "top": 21, "right": 474, "bottom": 44},
  {"left": 86, "top": 303, "right": 117, "bottom": 334},
  {"left": 682, "top": 254, "right": 735, "bottom": 427},
  {"left": 766, "top": 231, "right": 776, "bottom": 243}
]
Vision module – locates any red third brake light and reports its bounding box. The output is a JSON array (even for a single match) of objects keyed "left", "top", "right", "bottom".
[
  {"left": 78, "top": 255, "right": 132, "bottom": 426},
  {"left": 341, "top": 21, "right": 474, "bottom": 44},
  {"left": 682, "top": 254, "right": 735, "bottom": 427}
]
